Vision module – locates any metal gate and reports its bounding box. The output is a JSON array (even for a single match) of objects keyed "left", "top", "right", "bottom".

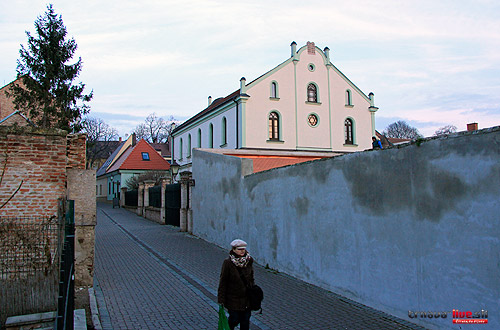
[{"left": 164, "top": 183, "right": 181, "bottom": 226}]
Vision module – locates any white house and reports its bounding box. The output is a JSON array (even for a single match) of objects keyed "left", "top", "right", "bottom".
[{"left": 171, "top": 41, "right": 379, "bottom": 172}]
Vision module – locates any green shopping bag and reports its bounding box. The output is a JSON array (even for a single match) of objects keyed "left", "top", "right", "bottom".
[{"left": 218, "top": 304, "right": 230, "bottom": 330}]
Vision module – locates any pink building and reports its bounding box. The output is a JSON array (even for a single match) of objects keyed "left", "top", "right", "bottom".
[{"left": 171, "top": 41, "right": 379, "bottom": 173}]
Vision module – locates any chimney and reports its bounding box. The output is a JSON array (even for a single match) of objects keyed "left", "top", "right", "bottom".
[
  {"left": 467, "top": 123, "right": 478, "bottom": 131},
  {"left": 208, "top": 96, "right": 212, "bottom": 106},
  {"left": 368, "top": 92, "right": 375, "bottom": 107},
  {"left": 291, "top": 41, "right": 297, "bottom": 58},
  {"left": 324, "top": 47, "right": 330, "bottom": 62},
  {"left": 240, "top": 77, "right": 247, "bottom": 94},
  {"left": 132, "top": 133, "right": 137, "bottom": 146},
  {"left": 119, "top": 137, "right": 122, "bottom": 142}
]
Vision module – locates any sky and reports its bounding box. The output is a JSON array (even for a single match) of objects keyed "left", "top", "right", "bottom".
[{"left": 1, "top": 0, "right": 500, "bottom": 138}]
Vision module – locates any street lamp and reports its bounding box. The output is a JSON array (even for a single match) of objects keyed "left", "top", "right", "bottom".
[{"left": 170, "top": 160, "right": 180, "bottom": 182}]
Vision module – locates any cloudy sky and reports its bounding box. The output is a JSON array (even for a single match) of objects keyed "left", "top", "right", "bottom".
[{"left": 1, "top": 0, "right": 499, "bottom": 137}]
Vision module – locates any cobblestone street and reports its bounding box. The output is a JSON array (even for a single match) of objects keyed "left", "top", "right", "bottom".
[{"left": 94, "top": 203, "right": 427, "bottom": 330}]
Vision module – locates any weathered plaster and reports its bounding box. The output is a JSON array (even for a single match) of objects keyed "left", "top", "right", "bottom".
[{"left": 192, "top": 127, "right": 500, "bottom": 330}]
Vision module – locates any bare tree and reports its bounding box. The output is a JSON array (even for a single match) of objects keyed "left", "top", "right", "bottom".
[
  {"left": 133, "top": 113, "right": 176, "bottom": 143},
  {"left": 125, "top": 170, "right": 168, "bottom": 190},
  {"left": 434, "top": 125, "right": 457, "bottom": 136},
  {"left": 382, "top": 120, "right": 422, "bottom": 139},
  {"left": 81, "top": 117, "right": 119, "bottom": 169}
]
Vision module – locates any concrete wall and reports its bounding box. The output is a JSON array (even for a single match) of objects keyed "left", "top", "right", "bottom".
[
  {"left": 67, "top": 169, "right": 96, "bottom": 286},
  {"left": 192, "top": 127, "right": 500, "bottom": 330}
]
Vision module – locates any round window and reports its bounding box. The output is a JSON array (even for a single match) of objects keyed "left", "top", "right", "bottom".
[
  {"left": 308, "top": 114, "right": 318, "bottom": 127},
  {"left": 308, "top": 63, "right": 315, "bottom": 72}
]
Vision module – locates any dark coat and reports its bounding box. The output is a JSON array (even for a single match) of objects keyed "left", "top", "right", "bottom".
[{"left": 217, "top": 254, "right": 255, "bottom": 311}]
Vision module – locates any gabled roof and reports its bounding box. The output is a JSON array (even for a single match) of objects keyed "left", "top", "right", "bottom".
[
  {"left": 150, "top": 142, "right": 171, "bottom": 158},
  {"left": 96, "top": 141, "right": 125, "bottom": 177},
  {"left": 172, "top": 90, "right": 240, "bottom": 134},
  {"left": 107, "top": 139, "right": 171, "bottom": 172},
  {"left": 375, "top": 130, "right": 411, "bottom": 147},
  {"left": 0, "top": 110, "right": 34, "bottom": 126},
  {"left": 171, "top": 42, "right": 374, "bottom": 136}
]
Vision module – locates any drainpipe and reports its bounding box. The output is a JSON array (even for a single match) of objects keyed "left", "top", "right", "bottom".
[{"left": 234, "top": 98, "right": 239, "bottom": 148}]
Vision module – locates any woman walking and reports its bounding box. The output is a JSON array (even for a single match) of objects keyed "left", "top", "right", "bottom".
[{"left": 218, "top": 239, "right": 255, "bottom": 330}]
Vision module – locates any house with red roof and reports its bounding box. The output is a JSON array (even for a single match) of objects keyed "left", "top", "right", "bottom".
[{"left": 97, "top": 139, "right": 170, "bottom": 201}]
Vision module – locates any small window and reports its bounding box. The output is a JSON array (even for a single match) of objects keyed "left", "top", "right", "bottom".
[
  {"left": 221, "top": 117, "right": 227, "bottom": 146},
  {"left": 307, "top": 84, "right": 317, "bottom": 103},
  {"left": 198, "top": 128, "right": 202, "bottom": 148},
  {"left": 345, "top": 118, "right": 354, "bottom": 144},
  {"left": 209, "top": 123, "right": 214, "bottom": 148},
  {"left": 142, "top": 152, "right": 150, "bottom": 160},
  {"left": 179, "top": 138, "right": 183, "bottom": 159},
  {"left": 271, "top": 82, "right": 278, "bottom": 98},
  {"left": 308, "top": 63, "right": 315, "bottom": 72},
  {"left": 346, "top": 89, "right": 352, "bottom": 106},
  {"left": 188, "top": 134, "right": 192, "bottom": 157},
  {"left": 268, "top": 112, "right": 280, "bottom": 140}
]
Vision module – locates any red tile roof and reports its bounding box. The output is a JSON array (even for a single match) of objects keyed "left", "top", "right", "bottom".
[
  {"left": 108, "top": 139, "right": 171, "bottom": 172},
  {"left": 226, "top": 154, "right": 324, "bottom": 173}
]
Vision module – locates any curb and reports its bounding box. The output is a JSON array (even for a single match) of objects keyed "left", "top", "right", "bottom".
[{"left": 88, "top": 288, "right": 102, "bottom": 330}]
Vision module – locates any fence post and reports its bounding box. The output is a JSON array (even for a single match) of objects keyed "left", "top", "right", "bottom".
[
  {"left": 179, "top": 172, "right": 192, "bottom": 232},
  {"left": 137, "top": 183, "right": 144, "bottom": 216},
  {"left": 160, "top": 178, "right": 169, "bottom": 223},
  {"left": 55, "top": 199, "right": 75, "bottom": 330},
  {"left": 143, "top": 180, "right": 155, "bottom": 218},
  {"left": 120, "top": 187, "right": 127, "bottom": 207}
]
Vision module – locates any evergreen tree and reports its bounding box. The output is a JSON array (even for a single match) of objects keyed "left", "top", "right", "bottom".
[{"left": 8, "top": 4, "right": 92, "bottom": 132}]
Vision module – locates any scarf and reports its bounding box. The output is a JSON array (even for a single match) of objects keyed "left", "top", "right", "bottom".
[{"left": 230, "top": 251, "right": 251, "bottom": 268}]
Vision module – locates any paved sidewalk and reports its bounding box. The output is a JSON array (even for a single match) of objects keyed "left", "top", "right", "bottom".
[{"left": 94, "top": 203, "right": 427, "bottom": 330}]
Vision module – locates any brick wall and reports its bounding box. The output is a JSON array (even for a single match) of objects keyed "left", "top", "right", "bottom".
[
  {"left": 0, "top": 112, "right": 31, "bottom": 127},
  {"left": 0, "top": 127, "right": 86, "bottom": 217},
  {"left": 0, "top": 79, "right": 23, "bottom": 121},
  {"left": 67, "top": 133, "right": 87, "bottom": 169}
]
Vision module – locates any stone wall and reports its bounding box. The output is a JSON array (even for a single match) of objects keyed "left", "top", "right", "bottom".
[{"left": 192, "top": 127, "right": 500, "bottom": 330}]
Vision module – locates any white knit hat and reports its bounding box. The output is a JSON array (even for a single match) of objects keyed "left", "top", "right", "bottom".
[{"left": 230, "top": 239, "right": 247, "bottom": 249}]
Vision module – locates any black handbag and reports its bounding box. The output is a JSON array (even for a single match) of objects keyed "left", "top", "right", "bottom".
[{"left": 236, "top": 267, "right": 263, "bottom": 312}]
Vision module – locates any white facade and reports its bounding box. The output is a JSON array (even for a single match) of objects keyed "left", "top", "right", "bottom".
[{"left": 172, "top": 41, "right": 378, "bottom": 170}]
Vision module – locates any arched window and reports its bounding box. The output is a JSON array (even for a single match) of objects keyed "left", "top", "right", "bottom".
[
  {"left": 268, "top": 111, "right": 280, "bottom": 140},
  {"left": 221, "top": 117, "right": 227, "bottom": 146},
  {"left": 179, "top": 138, "right": 183, "bottom": 159},
  {"left": 271, "top": 82, "right": 278, "bottom": 98},
  {"left": 209, "top": 123, "right": 214, "bottom": 148},
  {"left": 344, "top": 118, "right": 354, "bottom": 144},
  {"left": 346, "top": 89, "right": 352, "bottom": 106},
  {"left": 307, "top": 83, "right": 317, "bottom": 103},
  {"left": 197, "top": 128, "right": 202, "bottom": 148},
  {"left": 187, "top": 134, "right": 192, "bottom": 157}
]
